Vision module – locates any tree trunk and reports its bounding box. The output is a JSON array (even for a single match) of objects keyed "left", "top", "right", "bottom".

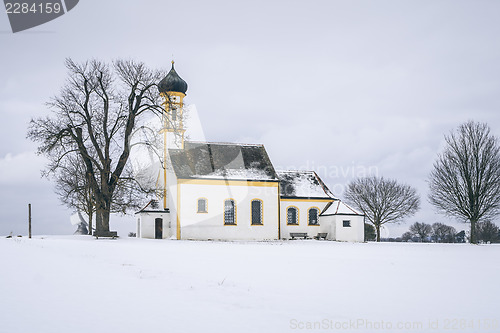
[
  {"left": 470, "top": 218, "right": 477, "bottom": 244},
  {"left": 88, "top": 209, "right": 93, "bottom": 236},
  {"left": 95, "top": 209, "right": 110, "bottom": 233},
  {"left": 87, "top": 172, "right": 93, "bottom": 235},
  {"left": 376, "top": 224, "right": 381, "bottom": 242}
]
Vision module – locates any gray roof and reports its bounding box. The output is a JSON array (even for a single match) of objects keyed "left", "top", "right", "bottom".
[
  {"left": 169, "top": 142, "right": 278, "bottom": 181},
  {"left": 277, "top": 170, "right": 335, "bottom": 199}
]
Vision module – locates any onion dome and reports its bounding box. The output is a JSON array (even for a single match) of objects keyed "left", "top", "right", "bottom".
[{"left": 158, "top": 61, "right": 188, "bottom": 95}]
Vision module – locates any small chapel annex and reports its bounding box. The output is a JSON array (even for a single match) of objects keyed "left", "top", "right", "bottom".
[{"left": 135, "top": 63, "right": 364, "bottom": 242}]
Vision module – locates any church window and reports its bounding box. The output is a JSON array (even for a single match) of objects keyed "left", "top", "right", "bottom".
[
  {"left": 251, "top": 199, "right": 263, "bottom": 225},
  {"left": 308, "top": 208, "right": 319, "bottom": 225},
  {"left": 343, "top": 220, "right": 351, "bottom": 227},
  {"left": 171, "top": 106, "right": 177, "bottom": 121},
  {"left": 224, "top": 199, "right": 236, "bottom": 225},
  {"left": 287, "top": 206, "right": 299, "bottom": 225},
  {"left": 197, "top": 198, "right": 207, "bottom": 213}
]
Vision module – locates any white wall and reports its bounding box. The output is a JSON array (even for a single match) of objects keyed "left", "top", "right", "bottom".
[
  {"left": 279, "top": 200, "right": 332, "bottom": 239},
  {"left": 166, "top": 170, "right": 179, "bottom": 238},
  {"left": 137, "top": 211, "right": 172, "bottom": 239},
  {"left": 317, "top": 215, "right": 336, "bottom": 240},
  {"left": 177, "top": 180, "right": 280, "bottom": 240},
  {"left": 333, "top": 215, "right": 364, "bottom": 242}
]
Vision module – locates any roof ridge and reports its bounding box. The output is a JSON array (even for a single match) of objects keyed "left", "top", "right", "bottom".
[
  {"left": 186, "top": 141, "right": 264, "bottom": 147},
  {"left": 334, "top": 200, "right": 340, "bottom": 214}
]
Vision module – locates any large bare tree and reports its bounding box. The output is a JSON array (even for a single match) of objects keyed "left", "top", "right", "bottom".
[
  {"left": 28, "top": 59, "right": 167, "bottom": 235},
  {"left": 345, "top": 176, "right": 420, "bottom": 242},
  {"left": 428, "top": 121, "right": 500, "bottom": 244}
]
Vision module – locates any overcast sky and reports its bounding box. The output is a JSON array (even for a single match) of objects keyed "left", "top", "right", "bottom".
[{"left": 1, "top": 0, "right": 500, "bottom": 236}]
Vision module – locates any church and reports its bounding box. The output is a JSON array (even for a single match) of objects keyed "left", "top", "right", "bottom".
[{"left": 135, "top": 63, "right": 364, "bottom": 242}]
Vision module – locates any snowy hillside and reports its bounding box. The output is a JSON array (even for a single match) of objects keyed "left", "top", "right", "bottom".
[{"left": 1, "top": 237, "right": 499, "bottom": 333}]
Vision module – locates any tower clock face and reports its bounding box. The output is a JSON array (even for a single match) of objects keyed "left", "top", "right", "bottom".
[{"left": 170, "top": 96, "right": 179, "bottom": 103}]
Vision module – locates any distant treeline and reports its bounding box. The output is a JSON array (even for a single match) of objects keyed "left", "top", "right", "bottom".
[{"left": 365, "top": 221, "right": 500, "bottom": 244}]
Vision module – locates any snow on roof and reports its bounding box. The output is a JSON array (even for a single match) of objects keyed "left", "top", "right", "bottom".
[
  {"left": 169, "top": 141, "right": 278, "bottom": 181},
  {"left": 321, "top": 200, "right": 364, "bottom": 216},
  {"left": 277, "top": 170, "right": 335, "bottom": 199},
  {"left": 193, "top": 168, "right": 276, "bottom": 180}
]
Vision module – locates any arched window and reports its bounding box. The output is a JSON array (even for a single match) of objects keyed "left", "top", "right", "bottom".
[
  {"left": 251, "top": 199, "right": 263, "bottom": 225},
  {"left": 308, "top": 208, "right": 319, "bottom": 225},
  {"left": 197, "top": 198, "right": 207, "bottom": 213},
  {"left": 287, "top": 206, "right": 299, "bottom": 225},
  {"left": 171, "top": 106, "right": 177, "bottom": 121},
  {"left": 224, "top": 199, "right": 236, "bottom": 225}
]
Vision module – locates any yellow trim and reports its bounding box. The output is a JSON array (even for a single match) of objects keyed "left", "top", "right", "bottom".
[
  {"left": 250, "top": 199, "right": 264, "bottom": 225},
  {"left": 223, "top": 198, "right": 237, "bottom": 225},
  {"left": 281, "top": 198, "right": 334, "bottom": 202},
  {"left": 163, "top": 128, "right": 167, "bottom": 209},
  {"left": 197, "top": 197, "right": 208, "bottom": 213},
  {"left": 178, "top": 178, "right": 279, "bottom": 187},
  {"left": 160, "top": 91, "right": 186, "bottom": 99},
  {"left": 286, "top": 206, "right": 300, "bottom": 226},
  {"left": 277, "top": 183, "right": 281, "bottom": 239},
  {"left": 176, "top": 183, "right": 181, "bottom": 240},
  {"left": 307, "top": 207, "right": 321, "bottom": 226},
  {"left": 160, "top": 128, "right": 186, "bottom": 133}
]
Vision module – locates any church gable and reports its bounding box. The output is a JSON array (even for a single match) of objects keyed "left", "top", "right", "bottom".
[
  {"left": 321, "top": 200, "right": 363, "bottom": 216},
  {"left": 169, "top": 142, "right": 278, "bottom": 181}
]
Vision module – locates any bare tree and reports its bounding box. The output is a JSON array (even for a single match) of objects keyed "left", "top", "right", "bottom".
[
  {"left": 345, "top": 176, "right": 420, "bottom": 242},
  {"left": 52, "top": 154, "right": 95, "bottom": 234},
  {"left": 431, "top": 222, "right": 456, "bottom": 243},
  {"left": 401, "top": 231, "right": 413, "bottom": 242},
  {"left": 364, "top": 223, "right": 376, "bottom": 241},
  {"left": 428, "top": 121, "right": 500, "bottom": 244},
  {"left": 28, "top": 59, "right": 168, "bottom": 235},
  {"left": 476, "top": 221, "right": 499, "bottom": 243},
  {"left": 408, "top": 222, "right": 432, "bottom": 242}
]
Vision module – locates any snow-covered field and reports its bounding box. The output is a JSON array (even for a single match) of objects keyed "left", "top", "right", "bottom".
[{"left": 1, "top": 237, "right": 499, "bottom": 333}]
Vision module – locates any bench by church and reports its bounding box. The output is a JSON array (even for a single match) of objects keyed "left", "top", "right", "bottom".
[
  {"left": 290, "top": 232, "right": 308, "bottom": 239},
  {"left": 314, "top": 232, "right": 328, "bottom": 240},
  {"left": 93, "top": 231, "right": 118, "bottom": 239}
]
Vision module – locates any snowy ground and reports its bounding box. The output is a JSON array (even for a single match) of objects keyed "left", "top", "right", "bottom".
[{"left": 1, "top": 237, "right": 499, "bottom": 333}]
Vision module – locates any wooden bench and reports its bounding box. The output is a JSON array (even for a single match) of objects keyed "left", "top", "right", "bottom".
[
  {"left": 314, "top": 232, "right": 328, "bottom": 240},
  {"left": 290, "top": 232, "right": 308, "bottom": 240},
  {"left": 93, "top": 231, "right": 118, "bottom": 239}
]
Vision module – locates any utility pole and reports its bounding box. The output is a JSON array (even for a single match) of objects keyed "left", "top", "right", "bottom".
[{"left": 28, "top": 203, "right": 32, "bottom": 239}]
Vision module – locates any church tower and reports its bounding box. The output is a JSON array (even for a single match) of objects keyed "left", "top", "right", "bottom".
[
  {"left": 157, "top": 61, "right": 188, "bottom": 150},
  {"left": 157, "top": 61, "right": 188, "bottom": 209}
]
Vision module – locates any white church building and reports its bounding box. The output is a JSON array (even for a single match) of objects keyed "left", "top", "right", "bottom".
[{"left": 135, "top": 63, "right": 364, "bottom": 242}]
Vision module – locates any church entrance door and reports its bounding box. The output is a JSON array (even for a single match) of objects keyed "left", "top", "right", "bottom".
[{"left": 155, "top": 218, "right": 163, "bottom": 239}]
